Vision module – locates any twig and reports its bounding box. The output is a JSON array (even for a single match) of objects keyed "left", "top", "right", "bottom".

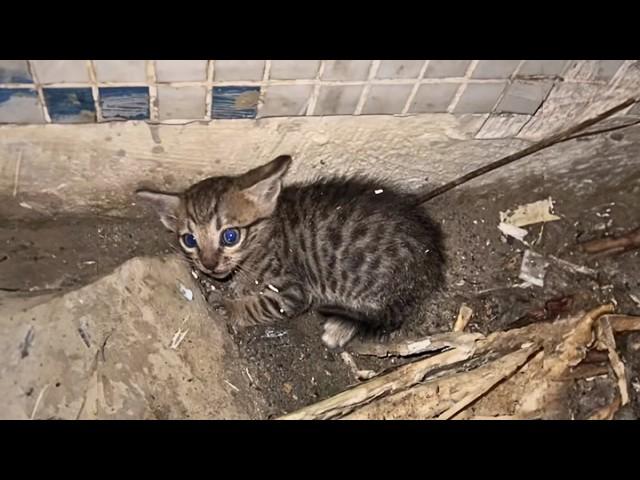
[
  {"left": 587, "top": 393, "right": 622, "bottom": 420},
  {"left": 30, "top": 383, "right": 50, "bottom": 420},
  {"left": 352, "top": 331, "right": 483, "bottom": 358},
  {"left": 346, "top": 344, "right": 541, "bottom": 420},
  {"left": 579, "top": 227, "right": 640, "bottom": 256},
  {"left": 546, "top": 254, "right": 599, "bottom": 277},
  {"left": 415, "top": 98, "right": 638, "bottom": 204},
  {"left": 278, "top": 346, "right": 476, "bottom": 420},
  {"left": 436, "top": 344, "right": 541, "bottom": 419},
  {"left": 600, "top": 314, "right": 640, "bottom": 333},
  {"left": 596, "top": 317, "right": 630, "bottom": 405},
  {"left": 224, "top": 380, "right": 240, "bottom": 392},
  {"left": 340, "top": 352, "right": 376, "bottom": 381},
  {"left": 453, "top": 304, "right": 473, "bottom": 332}
]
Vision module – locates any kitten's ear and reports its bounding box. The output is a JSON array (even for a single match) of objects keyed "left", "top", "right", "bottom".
[
  {"left": 135, "top": 189, "right": 182, "bottom": 232},
  {"left": 237, "top": 155, "right": 292, "bottom": 217}
]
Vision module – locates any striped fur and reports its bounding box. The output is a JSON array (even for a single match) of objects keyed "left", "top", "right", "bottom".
[{"left": 137, "top": 156, "right": 445, "bottom": 348}]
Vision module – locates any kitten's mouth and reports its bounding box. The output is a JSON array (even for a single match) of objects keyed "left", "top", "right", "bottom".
[
  {"left": 209, "top": 271, "right": 232, "bottom": 281},
  {"left": 201, "top": 267, "right": 233, "bottom": 282}
]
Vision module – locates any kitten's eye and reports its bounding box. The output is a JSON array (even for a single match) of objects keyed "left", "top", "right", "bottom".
[
  {"left": 221, "top": 228, "right": 240, "bottom": 246},
  {"left": 182, "top": 233, "right": 198, "bottom": 249}
]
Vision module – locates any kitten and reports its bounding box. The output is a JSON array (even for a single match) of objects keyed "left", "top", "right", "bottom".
[{"left": 136, "top": 155, "right": 445, "bottom": 349}]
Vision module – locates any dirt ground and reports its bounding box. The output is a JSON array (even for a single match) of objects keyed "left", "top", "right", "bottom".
[{"left": 1, "top": 133, "right": 639, "bottom": 419}]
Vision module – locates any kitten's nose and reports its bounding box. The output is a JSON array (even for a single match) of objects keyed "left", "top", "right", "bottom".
[{"left": 200, "top": 252, "right": 219, "bottom": 271}]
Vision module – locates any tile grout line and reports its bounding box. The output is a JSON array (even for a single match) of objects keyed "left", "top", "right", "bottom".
[
  {"left": 0, "top": 77, "right": 513, "bottom": 90},
  {"left": 401, "top": 60, "right": 430, "bottom": 115},
  {"left": 354, "top": 60, "right": 381, "bottom": 115},
  {"left": 204, "top": 60, "right": 215, "bottom": 120},
  {"left": 447, "top": 60, "right": 478, "bottom": 113},
  {"left": 87, "top": 61, "right": 103, "bottom": 122},
  {"left": 255, "top": 60, "right": 271, "bottom": 117},
  {"left": 305, "top": 61, "right": 325, "bottom": 116},
  {"left": 27, "top": 61, "right": 51, "bottom": 123},
  {"left": 147, "top": 60, "right": 159, "bottom": 121}
]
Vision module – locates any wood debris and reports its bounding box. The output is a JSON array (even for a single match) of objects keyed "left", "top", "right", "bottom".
[{"left": 279, "top": 304, "right": 640, "bottom": 420}]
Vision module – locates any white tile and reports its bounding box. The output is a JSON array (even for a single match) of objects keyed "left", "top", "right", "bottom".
[
  {"left": 94, "top": 60, "right": 147, "bottom": 82},
  {"left": 321, "top": 61, "right": 371, "bottom": 81},
  {"left": 424, "top": 60, "right": 471, "bottom": 78},
  {"left": 453, "top": 83, "right": 506, "bottom": 113},
  {"left": 156, "top": 60, "right": 207, "bottom": 82},
  {"left": 314, "top": 85, "right": 363, "bottom": 115},
  {"left": 259, "top": 85, "right": 313, "bottom": 117},
  {"left": 214, "top": 60, "right": 265, "bottom": 81},
  {"left": 158, "top": 86, "right": 206, "bottom": 120},
  {"left": 376, "top": 61, "right": 423, "bottom": 79},
  {"left": 519, "top": 60, "right": 568, "bottom": 76},
  {"left": 270, "top": 60, "right": 320, "bottom": 79},
  {"left": 496, "top": 80, "right": 553, "bottom": 114},
  {"left": 471, "top": 60, "right": 520, "bottom": 79},
  {"left": 362, "top": 85, "right": 412, "bottom": 114},
  {"left": 31, "top": 60, "right": 89, "bottom": 83},
  {"left": 0, "top": 60, "right": 33, "bottom": 83},
  {"left": 0, "top": 89, "right": 44, "bottom": 123},
  {"left": 409, "top": 83, "right": 459, "bottom": 113}
]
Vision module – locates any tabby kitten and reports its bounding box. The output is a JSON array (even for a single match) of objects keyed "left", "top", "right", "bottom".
[{"left": 136, "top": 155, "right": 445, "bottom": 349}]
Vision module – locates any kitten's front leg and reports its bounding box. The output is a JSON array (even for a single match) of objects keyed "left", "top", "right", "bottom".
[{"left": 207, "top": 283, "right": 309, "bottom": 326}]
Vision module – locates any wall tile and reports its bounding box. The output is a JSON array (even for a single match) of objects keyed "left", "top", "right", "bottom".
[
  {"left": 43, "top": 87, "right": 95, "bottom": 123},
  {"left": 409, "top": 83, "right": 459, "bottom": 113},
  {"left": 424, "top": 60, "right": 471, "bottom": 78},
  {"left": 453, "top": 82, "right": 506, "bottom": 113},
  {"left": 376, "top": 60, "right": 423, "bottom": 79},
  {"left": 314, "top": 85, "right": 362, "bottom": 115},
  {"left": 270, "top": 60, "right": 320, "bottom": 79},
  {"left": 321, "top": 60, "right": 371, "bottom": 81},
  {"left": 496, "top": 80, "right": 553, "bottom": 115},
  {"left": 259, "top": 85, "right": 313, "bottom": 117},
  {"left": 518, "top": 60, "right": 568, "bottom": 76},
  {"left": 214, "top": 60, "right": 265, "bottom": 81},
  {"left": 32, "top": 60, "right": 89, "bottom": 83},
  {"left": 0, "top": 89, "right": 44, "bottom": 123},
  {"left": 94, "top": 60, "right": 147, "bottom": 82},
  {"left": 471, "top": 60, "right": 520, "bottom": 79},
  {"left": 0, "top": 60, "right": 33, "bottom": 83},
  {"left": 99, "top": 87, "right": 149, "bottom": 121},
  {"left": 212, "top": 86, "right": 260, "bottom": 119},
  {"left": 158, "top": 86, "right": 206, "bottom": 120},
  {"left": 156, "top": 60, "right": 207, "bottom": 82},
  {"left": 362, "top": 84, "right": 412, "bottom": 114}
]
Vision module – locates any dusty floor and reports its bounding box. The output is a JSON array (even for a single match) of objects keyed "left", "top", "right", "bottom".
[{"left": 1, "top": 133, "right": 639, "bottom": 419}]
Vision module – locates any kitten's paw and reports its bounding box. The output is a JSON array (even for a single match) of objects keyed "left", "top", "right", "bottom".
[
  {"left": 206, "top": 290, "right": 229, "bottom": 316},
  {"left": 322, "top": 318, "right": 358, "bottom": 349}
]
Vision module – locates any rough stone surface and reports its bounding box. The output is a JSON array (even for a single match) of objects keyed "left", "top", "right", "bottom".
[{"left": 0, "top": 255, "right": 262, "bottom": 420}]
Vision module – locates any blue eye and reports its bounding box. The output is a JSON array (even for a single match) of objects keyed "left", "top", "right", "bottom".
[
  {"left": 182, "top": 233, "right": 198, "bottom": 249},
  {"left": 221, "top": 228, "right": 240, "bottom": 246}
]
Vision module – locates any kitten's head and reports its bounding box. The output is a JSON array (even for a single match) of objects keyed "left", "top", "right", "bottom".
[{"left": 136, "top": 155, "right": 291, "bottom": 279}]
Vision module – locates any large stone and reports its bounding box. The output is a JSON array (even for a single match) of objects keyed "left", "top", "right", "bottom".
[{"left": 0, "top": 255, "right": 262, "bottom": 419}]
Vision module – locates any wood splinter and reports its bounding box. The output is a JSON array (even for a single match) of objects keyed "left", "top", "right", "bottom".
[{"left": 579, "top": 227, "right": 640, "bottom": 256}]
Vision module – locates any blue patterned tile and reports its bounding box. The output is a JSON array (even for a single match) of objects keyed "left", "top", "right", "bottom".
[
  {"left": 0, "top": 88, "right": 44, "bottom": 123},
  {"left": 212, "top": 86, "right": 260, "bottom": 119},
  {"left": 0, "top": 60, "right": 33, "bottom": 83},
  {"left": 43, "top": 87, "right": 96, "bottom": 123},
  {"left": 99, "top": 87, "right": 149, "bottom": 121}
]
